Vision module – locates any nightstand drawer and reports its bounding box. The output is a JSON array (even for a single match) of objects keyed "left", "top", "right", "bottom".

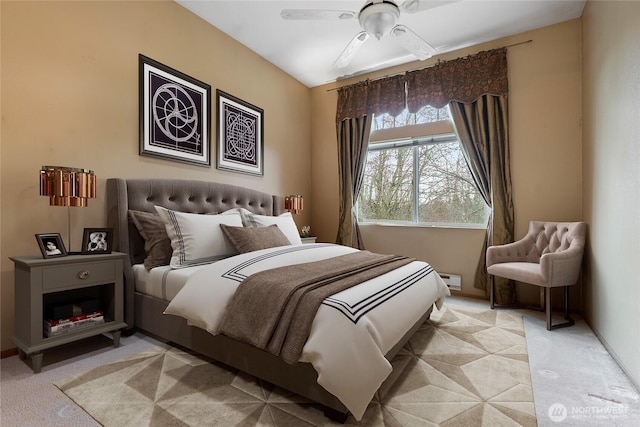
[{"left": 42, "top": 261, "right": 115, "bottom": 290}]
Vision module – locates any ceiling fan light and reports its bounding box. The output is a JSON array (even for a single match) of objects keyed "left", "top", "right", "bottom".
[{"left": 359, "top": 2, "right": 400, "bottom": 39}]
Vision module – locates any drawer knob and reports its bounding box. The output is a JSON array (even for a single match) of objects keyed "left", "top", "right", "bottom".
[{"left": 78, "top": 270, "right": 90, "bottom": 280}]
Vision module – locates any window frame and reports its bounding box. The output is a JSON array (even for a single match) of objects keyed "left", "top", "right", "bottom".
[{"left": 359, "top": 119, "right": 489, "bottom": 229}]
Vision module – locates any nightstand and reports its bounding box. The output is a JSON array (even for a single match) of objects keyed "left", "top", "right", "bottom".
[
  {"left": 10, "top": 252, "right": 128, "bottom": 373},
  {"left": 301, "top": 236, "right": 317, "bottom": 244}
]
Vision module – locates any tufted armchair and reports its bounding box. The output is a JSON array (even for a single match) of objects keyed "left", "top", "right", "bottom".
[{"left": 486, "top": 221, "right": 587, "bottom": 330}]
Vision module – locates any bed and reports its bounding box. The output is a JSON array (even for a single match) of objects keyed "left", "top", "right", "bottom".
[{"left": 106, "top": 178, "right": 450, "bottom": 422}]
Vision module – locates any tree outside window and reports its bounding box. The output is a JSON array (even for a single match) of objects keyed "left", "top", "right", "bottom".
[{"left": 358, "top": 105, "right": 488, "bottom": 227}]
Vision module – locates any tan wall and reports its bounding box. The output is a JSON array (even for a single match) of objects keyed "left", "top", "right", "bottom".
[
  {"left": 582, "top": 0, "right": 640, "bottom": 387},
  {"left": 311, "top": 20, "right": 583, "bottom": 299},
  {"left": 0, "top": 1, "right": 311, "bottom": 352}
]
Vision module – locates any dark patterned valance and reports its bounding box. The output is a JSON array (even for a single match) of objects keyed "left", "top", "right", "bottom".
[
  {"left": 366, "top": 74, "right": 406, "bottom": 118},
  {"left": 335, "top": 74, "right": 405, "bottom": 122},
  {"left": 406, "top": 48, "right": 508, "bottom": 111},
  {"left": 336, "top": 47, "right": 508, "bottom": 121},
  {"left": 336, "top": 81, "right": 368, "bottom": 122}
]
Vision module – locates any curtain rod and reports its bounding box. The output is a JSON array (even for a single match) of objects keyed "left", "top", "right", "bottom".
[{"left": 326, "top": 39, "right": 533, "bottom": 92}]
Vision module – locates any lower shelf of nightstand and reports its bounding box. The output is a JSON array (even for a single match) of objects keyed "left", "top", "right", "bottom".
[{"left": 12, "top": 321, "right": 127, "bottom": 373}]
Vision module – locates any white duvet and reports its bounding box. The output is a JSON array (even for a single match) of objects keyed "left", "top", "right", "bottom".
[{"left": 164, "top": 243, "right": 450, "bottom": 420}]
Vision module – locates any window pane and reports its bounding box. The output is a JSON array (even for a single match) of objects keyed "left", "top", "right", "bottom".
[
  {"left": 373, "top": 105, "right": 450, "bottom": 130},
  {"left": 360, "top": 106, "right": 488, "bottom": 227},
  {"left": 417, "top": 142, "right": 486, "bottom": 224},
  {"left": 358, "top": 146, "right": 413, "bottom": 222}
]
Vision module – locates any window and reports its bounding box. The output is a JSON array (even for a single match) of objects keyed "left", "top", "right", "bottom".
[{"left": 357, "top": 106, "right": 488, "bottom": 227}]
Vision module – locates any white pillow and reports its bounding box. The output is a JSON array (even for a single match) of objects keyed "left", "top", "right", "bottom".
[
  {"left": 219, "top": 207, "right": 252, "bottom": 227},
  {"left": 155, "top": 206, "right": 243, "bottom": 268},
  {"left": 244, "top": 212, "right": 302, "bottom": 245}
]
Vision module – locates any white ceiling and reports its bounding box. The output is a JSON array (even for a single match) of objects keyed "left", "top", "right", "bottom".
[{"left": 176, "top": 0, "right": 586, "bottom": 88}]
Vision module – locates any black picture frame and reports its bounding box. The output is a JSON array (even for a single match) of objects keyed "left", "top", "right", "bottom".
[
  {"left": 81, "top": 228, "right": 113, "bottom": 255},
  {"left": 36, "top": 233, "right": 68, "bottom": 259},
  {"left": 216, "top": 90, "right": 264, "bottom": 176},
  {"left": 139, "top": 54, "right": 211, "bottom": 167}
]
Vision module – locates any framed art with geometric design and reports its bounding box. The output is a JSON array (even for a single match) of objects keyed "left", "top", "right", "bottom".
[
  {"left": 216, "top": 89, "right": 264, "bottom": 176},
  {"left": 139, "top": 54, "right": 211, "bottom": 167}
]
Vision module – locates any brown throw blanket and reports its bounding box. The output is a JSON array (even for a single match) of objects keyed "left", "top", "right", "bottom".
[{"left": 219, "top": 251, "right": 414, "bottom": 364}]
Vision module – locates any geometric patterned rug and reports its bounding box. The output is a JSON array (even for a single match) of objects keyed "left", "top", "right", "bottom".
[{"left": 55, "top": 304, "right": 536, "bottom": 426}]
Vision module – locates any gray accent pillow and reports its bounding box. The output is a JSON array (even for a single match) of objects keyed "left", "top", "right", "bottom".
[
  {"left": 220, "top": 224, "right": 292, "bottom": 254},
  {"left": 243, "top": 212, "right": 302, "bottom": 245},
  {"left": 128, "top": 210, "right": 172, "bottom": 270}
]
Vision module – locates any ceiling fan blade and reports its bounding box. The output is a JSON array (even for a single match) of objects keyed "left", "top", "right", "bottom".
[
  {"left": 280, "top": 9, "right": 356, "bottom": 20},
  {"left": 391, "top": 25, "right": 437, "bottom": 60},
  {"left": 400, "top": 0, "right": 460, "bottom": 14},
  {"left": 333, "top": 31, "right": 370, "bottom": 69}
]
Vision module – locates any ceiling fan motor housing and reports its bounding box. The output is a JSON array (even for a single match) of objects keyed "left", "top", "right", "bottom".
[{"left": 359, "top": 0, "right": 400, "bottom": 39}]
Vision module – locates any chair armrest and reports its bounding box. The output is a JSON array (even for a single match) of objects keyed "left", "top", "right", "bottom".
[
  {"left": 540, "top": 245, "right": 584, "bottom": 286},
  {"left": 486, "top": 238, "right": 533, "bottom": 267}
]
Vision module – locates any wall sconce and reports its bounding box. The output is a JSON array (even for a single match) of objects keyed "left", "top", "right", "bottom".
[
  {"left": 40, "top": 165, "right": 97, "bottom": 250},
  {"left": 284, "top": 194, "right": 303, "bottom": 214}
]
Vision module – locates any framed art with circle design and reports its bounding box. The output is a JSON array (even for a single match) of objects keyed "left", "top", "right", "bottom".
[
  {"left": 216, "top": 89, "right": 264, "bottom": 176},
  {"left": 139, "top": 54, "right": 211, "bottom": 167}
]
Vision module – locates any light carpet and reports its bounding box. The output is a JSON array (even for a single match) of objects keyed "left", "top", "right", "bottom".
[{"left": 54, "top": 304, "right": 536, "bottom": 426}]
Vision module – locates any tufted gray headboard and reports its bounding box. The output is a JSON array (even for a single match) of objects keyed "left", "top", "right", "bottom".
[{"left": 106, "top": 178, "right": 282, "bottom": 329}]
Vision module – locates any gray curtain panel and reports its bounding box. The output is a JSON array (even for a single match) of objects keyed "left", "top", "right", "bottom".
[
  {"left": 335, "top": 115, "right": 372, "bottom": 249},
  {"left": 449, "top": 95, "right": 515, "bottom": 304}
]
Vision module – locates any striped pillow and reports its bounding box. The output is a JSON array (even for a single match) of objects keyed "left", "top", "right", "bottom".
[{"left": 155, "top": 206, "right": 243, "bottom": 268}]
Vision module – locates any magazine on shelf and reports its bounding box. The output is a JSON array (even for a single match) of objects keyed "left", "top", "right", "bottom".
[
  {"left": 44, "top": 311, "right": 105, "bottom": 337},
  {"left": 45, "top": 310, "right": 103, "bottom": 327}
]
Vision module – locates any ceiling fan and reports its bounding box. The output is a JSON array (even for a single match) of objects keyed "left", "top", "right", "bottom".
[{"left": 281, "top": 0, "right": 454, "bottom": 69}]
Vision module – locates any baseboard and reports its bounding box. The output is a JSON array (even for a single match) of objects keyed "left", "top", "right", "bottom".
[
  {"left": 448, "top": 290, "right": 489, "bottom": 301},
  {"left": 587, "top": 321, "right": 640, "bottom": 393},
  {"left": 1, "top": 348, "right": 18, "bottom": 359}
]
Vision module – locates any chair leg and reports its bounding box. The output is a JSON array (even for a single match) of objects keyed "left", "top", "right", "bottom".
[
  {"left": 490, "top": 276, "right": 575, "bottom": 330},
  {"left": 545, "top": 288, "right": 552, "bottom": 331},
  {"left": 490, "top": 275, "right": 495, "bottom": 309},
  {"left": 545, "top": 286, "right": 575, "bottom": 331}
]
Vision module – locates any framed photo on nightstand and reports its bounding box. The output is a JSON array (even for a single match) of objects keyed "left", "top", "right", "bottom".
[
  {"left": 81, "top": 228, "right": 113, "bottom": 255},
  {"left": 35, "top": 233, "right": 68, "bottom": 258}
]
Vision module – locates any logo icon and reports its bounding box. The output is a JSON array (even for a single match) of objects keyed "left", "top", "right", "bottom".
[{"left": 548, "top": 403, "right": 567, "bottom": 422}]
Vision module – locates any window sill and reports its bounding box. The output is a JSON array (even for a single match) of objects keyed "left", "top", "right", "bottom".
[{"left": 359, "top": 221, "right": 487, "bottom": 231}]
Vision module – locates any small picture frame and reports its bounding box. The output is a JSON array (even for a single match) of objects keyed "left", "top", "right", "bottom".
[
  {"left": 35, "top": 233, "right": 68, "bottom": 259},
  {"left": 216, "top": 89, "right": 264, "bottom": 176},
  {"left": 81, "top": 228, "right": 113, "bottom": 255}
]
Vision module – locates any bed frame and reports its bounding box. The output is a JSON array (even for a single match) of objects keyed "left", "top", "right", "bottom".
[{"left": 106, "top": 178, "right": 432, "bottom": 421}]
